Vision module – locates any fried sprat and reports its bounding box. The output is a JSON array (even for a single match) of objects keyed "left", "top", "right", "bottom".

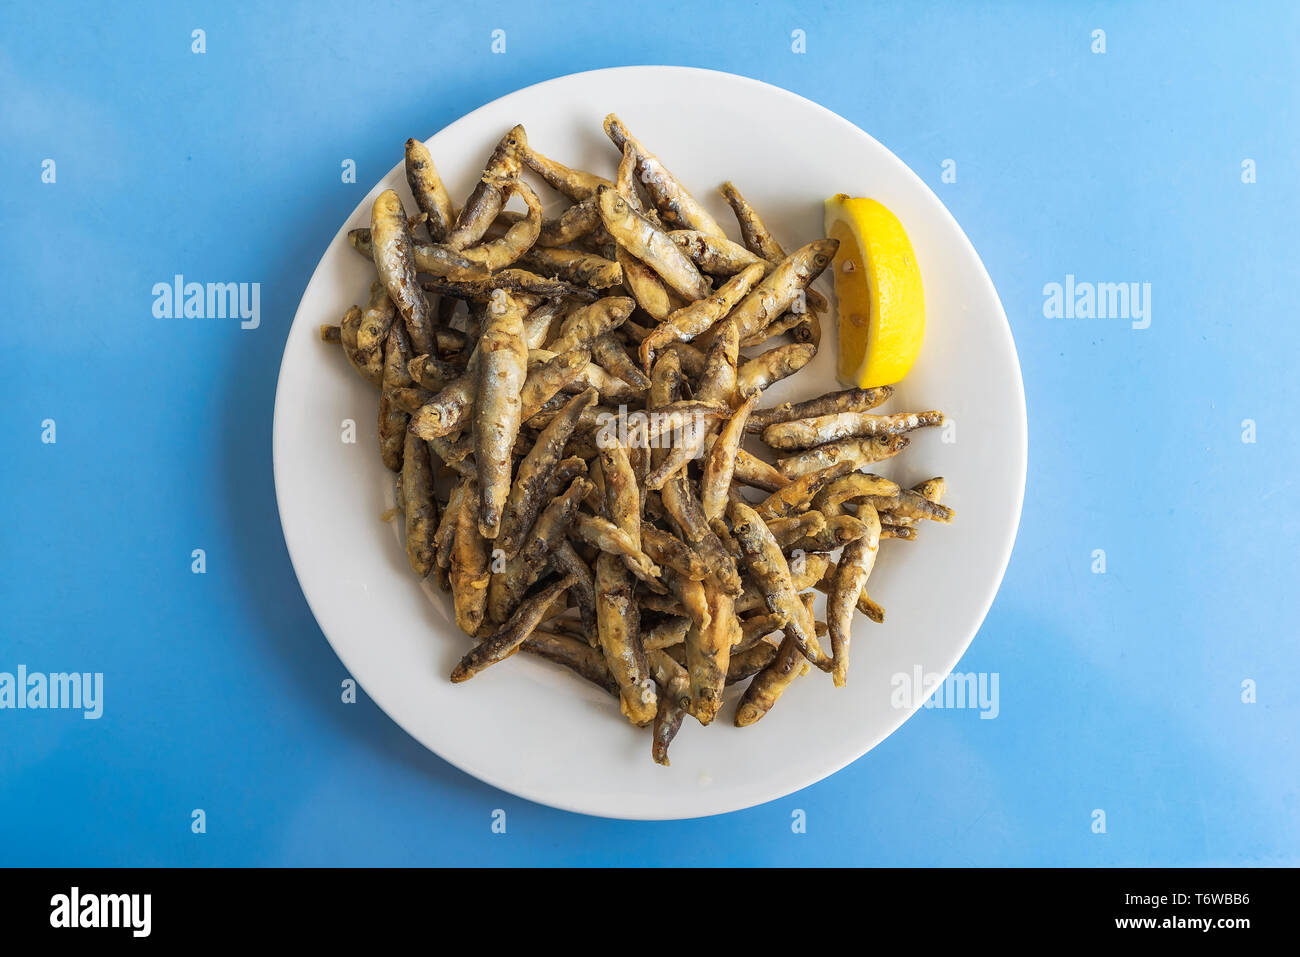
[{"left": 322, "top": 115, "right": 954, "bottom": 763}]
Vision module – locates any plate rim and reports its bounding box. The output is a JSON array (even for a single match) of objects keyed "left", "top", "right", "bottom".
[{"left": 272, "top": 64, "right": 1028, "bottom": 820}]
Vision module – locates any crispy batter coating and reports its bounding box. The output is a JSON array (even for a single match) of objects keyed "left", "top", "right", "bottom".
[{"left": 324, "top": 116, "right": 957, "bottom": 762}]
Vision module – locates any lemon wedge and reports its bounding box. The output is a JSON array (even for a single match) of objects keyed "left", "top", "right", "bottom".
[{"left": 824, "top": 194, "right": 925, "bottom": 387}]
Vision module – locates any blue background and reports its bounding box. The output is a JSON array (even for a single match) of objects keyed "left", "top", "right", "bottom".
[{"left": 2, "top": 0, "right": 1296, "bottom": 866}]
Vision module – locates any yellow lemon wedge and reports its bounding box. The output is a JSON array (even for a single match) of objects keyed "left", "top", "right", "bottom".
[{"left": 824, "top": 194, "right": 925, "bottom": 387}]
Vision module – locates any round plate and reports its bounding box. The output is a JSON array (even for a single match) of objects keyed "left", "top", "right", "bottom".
[{"left": 273, "top": 66, "right": 1026, "bottom": 820}]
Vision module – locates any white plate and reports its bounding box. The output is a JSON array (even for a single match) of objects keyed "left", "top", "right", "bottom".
[{"left": 273, "top": 66, "right": 1026, "bottom": 820}]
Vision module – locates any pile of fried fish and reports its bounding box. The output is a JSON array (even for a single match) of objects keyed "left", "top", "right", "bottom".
[{"left": 322, "top": 114, "right": 953, "bottom": 765}]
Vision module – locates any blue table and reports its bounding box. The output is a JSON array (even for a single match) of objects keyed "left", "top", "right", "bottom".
[{"left": 2, "top": 0, "right": 1296, "bottom": 866}]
